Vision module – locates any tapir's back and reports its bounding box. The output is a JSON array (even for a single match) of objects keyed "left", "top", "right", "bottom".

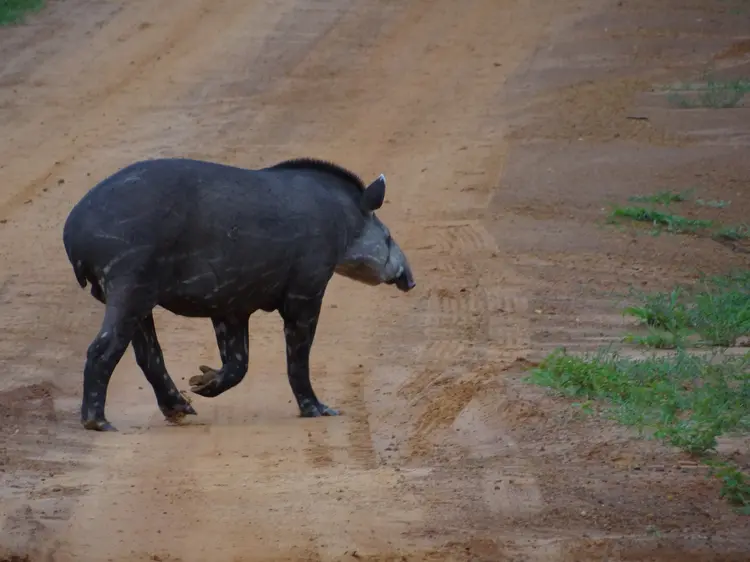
[
  {"left": 63, "top": 158, "right": 355, "bottom": 311},
  {"left": 66, "top": 158, "right": 343, "bottom": 241}
]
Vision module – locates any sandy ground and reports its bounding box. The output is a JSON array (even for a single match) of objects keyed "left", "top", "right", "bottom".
[{"left": 1, "top": 0, "right": 750, "bottom": 560}]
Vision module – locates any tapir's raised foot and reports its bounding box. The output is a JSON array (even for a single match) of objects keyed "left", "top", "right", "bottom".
[
  {"left": 189, "top": 365, "right": 225, "bottom": 397},
  {"left": 82, "top": 418, "right": 118, "bottom": 432},
  {"left": 298, "top": 398, "right": 341, "bottom": 418}
]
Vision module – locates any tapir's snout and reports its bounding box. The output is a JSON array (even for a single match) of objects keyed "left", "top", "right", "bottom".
[{"left": 392, "top": 264, "right": 416, "bottom": 292}]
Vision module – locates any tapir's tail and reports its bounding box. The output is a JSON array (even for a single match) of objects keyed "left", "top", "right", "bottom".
[
  {"left": 63, "top": 214, "right": 89, "bottom": 290},
  {"left": 71, "top": 259, "right": 88, "bottom": 289},
  {"left": 69, "top": 257, "right": 105, "bottom": 302},
  {"left": 62, "top": 203, "right": 109, "bottom": 303}
]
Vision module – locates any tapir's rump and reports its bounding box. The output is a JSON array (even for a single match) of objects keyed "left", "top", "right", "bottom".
[{"left": 62, "top": 156, "right": 415, "bottom": 431}]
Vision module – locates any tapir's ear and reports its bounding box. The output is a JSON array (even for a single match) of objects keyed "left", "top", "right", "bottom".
[{"left": 361, "top": 174, "right": 386, "bottom": 211}]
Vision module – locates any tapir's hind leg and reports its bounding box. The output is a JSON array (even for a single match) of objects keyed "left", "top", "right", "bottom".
[
  {"left": 132, "top": 313, "right": 197, "bottom": 423},
  {"left": 82, "top": 304, "right": 139, "bottom": 432},
  {"left": 189, "top": 315, "right": 250, "bottom": 398},
  {"left": 81, "top": 278, "right": 158, "bottom": 432}
]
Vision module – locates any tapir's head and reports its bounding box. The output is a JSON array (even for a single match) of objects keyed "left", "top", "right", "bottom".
[{"left": 335, "top": 174, "right": 416, "bottom": 292}]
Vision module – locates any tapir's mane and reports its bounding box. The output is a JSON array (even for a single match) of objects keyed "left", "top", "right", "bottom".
[{"left": 266, "top": 158, "right": 366, "bottom": 192}]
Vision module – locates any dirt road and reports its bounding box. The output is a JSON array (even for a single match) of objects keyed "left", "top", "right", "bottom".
[{"left": 1, "top": 0, "right": 749, "bottom": 561}]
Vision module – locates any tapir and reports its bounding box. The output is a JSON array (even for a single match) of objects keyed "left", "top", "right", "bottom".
[{"left": 62, "top": 157, "right": 416, "bottom": 431}]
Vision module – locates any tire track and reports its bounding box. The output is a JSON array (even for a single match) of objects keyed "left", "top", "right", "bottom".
[
  {"left": 423, "top": 220, "right": 499, "bottom": 256},
  {"left": 401, "top": 217, "right": 533, "bottom": 461}
]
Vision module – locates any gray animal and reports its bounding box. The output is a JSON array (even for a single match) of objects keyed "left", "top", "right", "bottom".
[{"left": 62, "top": 157, "right": 416, "bottom": 431}]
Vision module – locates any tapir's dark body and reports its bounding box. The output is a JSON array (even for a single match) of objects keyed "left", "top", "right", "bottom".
[{"left": 63, "top": 157, "right": 415, "bottom": 431}]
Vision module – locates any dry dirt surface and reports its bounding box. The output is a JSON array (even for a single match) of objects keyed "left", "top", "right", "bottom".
[{"left": 1, "top": 0, "right": 750, "bottom": 561}]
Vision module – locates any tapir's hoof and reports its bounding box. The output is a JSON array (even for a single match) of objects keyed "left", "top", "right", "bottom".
[
  {"left": 160, "top": 397, "right": 198, "bottom": 423},
  {"left": 299, "top": 402, "right": 341, "bottom": 418},
  {"left": 82, "top": 418, "right": 118, "bottom": 432},
  {"left": 189, "top": 365, "right": 223, "bottom": 397},
  {"left": 189, "top": 364, "right": 216, "bottom": 386},
  {"left": 317, "top": 403, "right": 340, "bottom": 416}
]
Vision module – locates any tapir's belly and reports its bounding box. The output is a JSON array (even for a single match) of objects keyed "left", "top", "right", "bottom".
[
  {"left": 158, "top": 289, "right": 281, "bottom": 318},
  {"left": 158, "top": 280, "right": 282, "bottom": 317},
  {"left": 155, "top": 263, "right": 285, "bottom": 318}
]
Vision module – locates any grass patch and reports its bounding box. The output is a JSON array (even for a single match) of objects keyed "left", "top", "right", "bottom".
[
  {"left": 0, "top": 0, "right": 44, "bottom": 26},
  {"left": 666, "top": 79, "right": 750, "bottom": 109},
  {"left": 714, "top": 224, "right": 750, "bottom": 242},
  {"left": 628, "top": 190, "right": 691, "bottom": 205},
  {"left": 529, "top": 271, "right": 750, "bottom": 511},
  {"left": 696, "top": 198, "right": 731, "bottom": 209},
  {"left": 608, "top": 196, "right": 749, "bottom": 244},
  {"left": 527, "top": 348, "right": 750, "bottom": 511},
  {"left": 623, "top": 327, "right": 688, "bottom": 349},
  {"left": 705, "top": 460, "right": 750, "bottom": 515},
  {"left": 623, "top": 273, "right": 750, "bottom": 348},
  {"left": 528, "top": 349, "right": 750, "bottom": 454},
  {"left": 609, "top": 206, "right": 714, "bottom": 235}
]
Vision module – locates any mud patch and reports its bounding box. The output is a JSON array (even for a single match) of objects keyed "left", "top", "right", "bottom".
[
  {"left": 0, "top": 382, "right": 88, "bottom": 560},
  {"left": 0, "top": 382, "right": 58, "bottom": 431},
  {"left": 0, "top": 555, "right": 31, "bottom": 562}
]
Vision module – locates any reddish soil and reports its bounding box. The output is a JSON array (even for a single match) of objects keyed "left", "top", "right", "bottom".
[{"left": 1, "top": 0, "right": 749, "bottom": 561}]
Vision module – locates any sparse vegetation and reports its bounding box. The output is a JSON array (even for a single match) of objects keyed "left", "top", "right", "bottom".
[
  {"left": 696, "top": 198, "right": 731, "bottom": 209},
  {"left": 528, "top": 348, "right": 750, "bottom": 453},
  {"left": 623, "top": 273, "right": 750, "bottom": 348},
  {"left": 628, "top": 190, "right": 691, "bottom": 205},
  {"left": 608, "top": 206, "right": 714, "bottom": 235},
  {"left": 666, "top": 79, "right": 750, "bottom": 109},
  {"left": 528, "top": 347, "right": 750, "bottom": 511},
  {"left": 0, "top": 0, "right": 44, "bottom": 26},
  {"left": 528, "top": 271, "right": 750, "bottom": 511},
  {"left": 714, "top": 224, "right": 750, "bottom": 242},
  {"left": 705, "top": 460, "right": 750, "bottom": 515},
  {"left": 607, "top": 190, "right": 749, "bottom": 247},
  {"left": 623, "top": 327, "right": 686, "bottom": 349}
]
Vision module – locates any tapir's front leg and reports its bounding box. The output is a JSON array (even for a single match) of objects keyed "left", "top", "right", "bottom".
[
  {"left": 189, "top": 315, "right": 250, "bottom": 397},
  {"left": 280, "top": 293, "right": 340, "bottom": 417}
]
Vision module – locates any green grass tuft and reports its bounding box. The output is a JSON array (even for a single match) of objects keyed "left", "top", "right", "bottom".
[
  {"left": 667, "top": 79, "right": 750, "bottom": 109},
  {"left": 0, "top": 0, "right": 44, "bottom": 26},
  {"left": 628, "top": 190, "right": 691, "bottom": 205},
  {"left": 623, "top": 287, "right": 690, "bottom": 333},
  {"left": 696, "top": 198, "right": 731, "bottom": 209},
  {"left": 527, "top": 348, "right": 750, "bottom": 511},
  {"left": 623, "top": 328, "right": 687, "bottom": 349},
  {"left": 714, "top": 224, "right": 750, "bottom": 242},
  {"left": 527, "top": 348, "right": 750, "bottom": 455},
  {"left": 705, "top": 460, "right": 750, "bottom": 515},
  {"left": 623, "top": 274, "right": 750, "bottom": 348},
  {"left": 608, "top": 201, "right": 749, "bottom": 244},
  {"left": 529, "top": 271, "right": 750, "bottom": 511},
  {"left": 609, "top": 206, "right": 714, "bottom": 234}
]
